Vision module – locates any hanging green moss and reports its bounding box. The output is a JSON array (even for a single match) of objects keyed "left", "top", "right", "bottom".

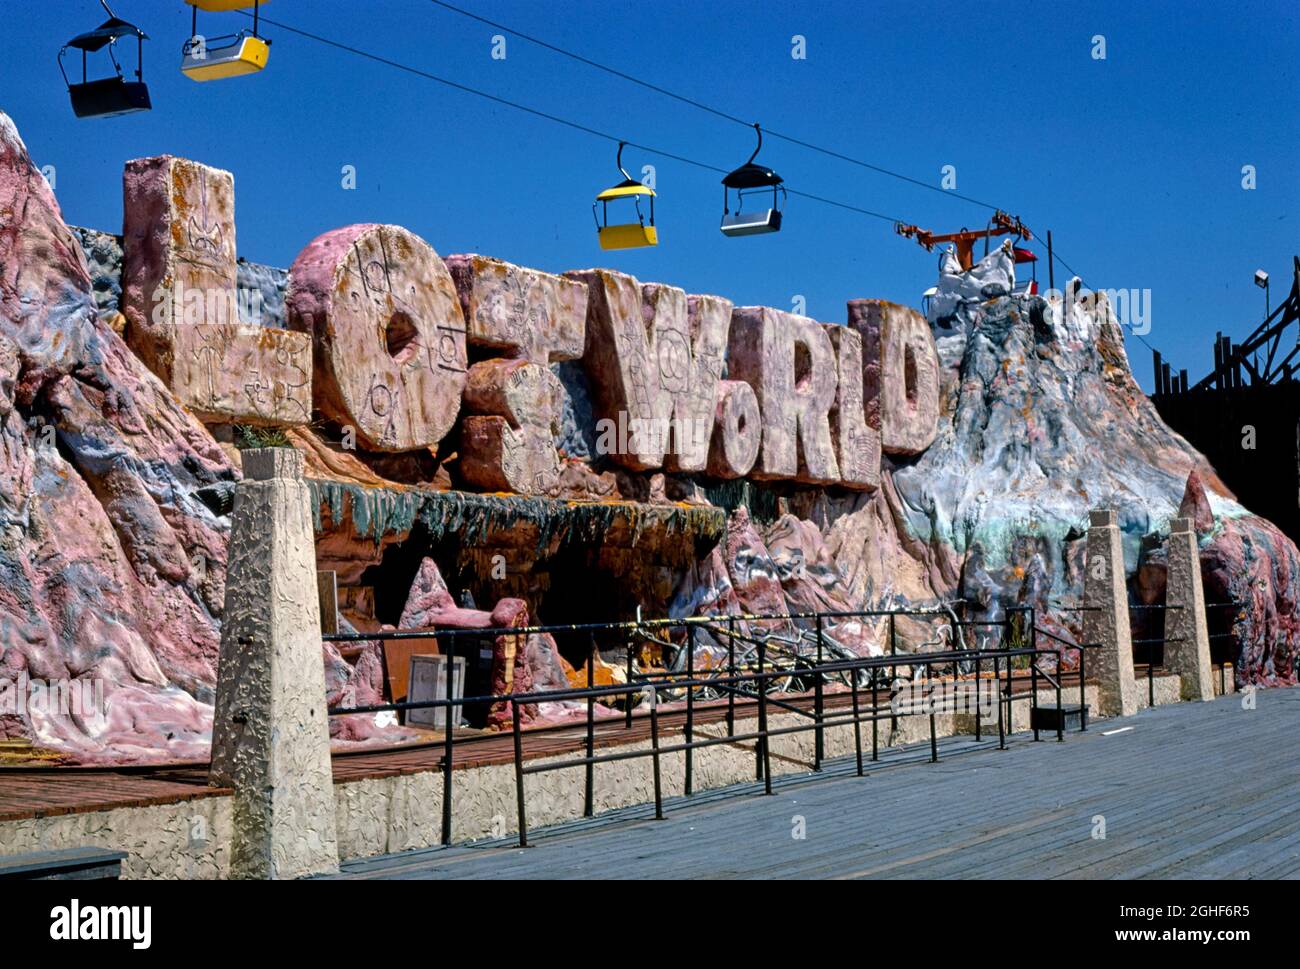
[
  {"left": 703, "top": 479, "right": 781, "bottom": 523},
  {"left": 307, "top": 479, "right": 725, "bottom": 560}
]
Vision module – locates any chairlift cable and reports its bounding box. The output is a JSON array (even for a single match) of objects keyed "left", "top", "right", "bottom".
[
  {"left": 236, "top": 9, "right": 909, "bottom": 225},
  {"left": 427, "top": 0, "right": 1008, "bottom": 213}
]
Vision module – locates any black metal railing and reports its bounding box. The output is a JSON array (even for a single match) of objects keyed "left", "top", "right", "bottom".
[{"left": 323, "top": 606, "right": 1068, "bottom": 848}]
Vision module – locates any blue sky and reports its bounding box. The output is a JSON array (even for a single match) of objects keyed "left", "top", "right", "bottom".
[{"left": 5, "top": 0, "right": 1296, "bottom": 391}]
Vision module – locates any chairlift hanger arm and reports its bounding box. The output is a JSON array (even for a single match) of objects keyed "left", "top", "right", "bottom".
[{"left": 895, "top": 211, "right": 1032, "bottom": 270}]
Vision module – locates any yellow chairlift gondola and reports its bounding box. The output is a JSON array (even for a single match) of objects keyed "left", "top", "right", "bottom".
[
  {"left": 594, "top": 142, "right": 658, "bottom": 251},
  {"left": 721, "top": 124, "right": 786, "bottom": 237},
  {"left": 181, "top": 0, "right": 271, "bottom": 82},
  {"left": 58, "top": 1, "right": 152, "bottom": 119}
]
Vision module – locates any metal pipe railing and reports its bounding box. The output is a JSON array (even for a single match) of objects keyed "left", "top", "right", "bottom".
[{"left": 326, "top": 605, "right": 1064, "bottom": 848}]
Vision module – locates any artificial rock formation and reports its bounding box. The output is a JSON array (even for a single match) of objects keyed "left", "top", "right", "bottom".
[
  {"left": 449, "top": 255, "right": 586, "bottom": 495},
  {"left": 0, "top": 112, "right": 231, "bottom": 763},
  {"left": 7, "top": 99, "right": 1300, "bottom": 774},
  {"left": 567, "top": 269, "right": 731, "bottom": 472},
  {"left": 286, "top": 223, "right": 468, "bottom": 451},
  {"left": 121, "top": 155, "right": 312, "bottom": 425},
  {"left": 728, "top": 307, "right": 839, "bottom": 484},
  {"left": 847, "top": 299, "right": 939, "bottom": 456}
]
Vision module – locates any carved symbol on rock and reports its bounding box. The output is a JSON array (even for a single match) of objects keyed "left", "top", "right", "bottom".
[
  {"left": 186, "top": 170, "right": 225, "bottom": 258},
  {"left": 657, "top": 329, "right": 689, "bottom": 389}
]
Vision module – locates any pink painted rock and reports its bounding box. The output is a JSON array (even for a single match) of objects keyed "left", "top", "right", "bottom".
[
  {"left": 120, "top": 155, "right": 312, "bottom": 425},
  {"left": 566, "top": 269, "right": 731, "bottom": 472},
  {"left": 847, "top": 299, "right": 939, "bottom": 456},
  {"left": 706, "top": 379, "right": 761, "bottom": 478},
  {"left": 0, "top": 112, "right": 235, "bottom": 764},
  {"left": 448, "top": 255, "right": 585, "bottom": 495},
  {"left": 721, "top": 507, "right": 789, "bottom": 619},
  {"left": 727, "top": 307, "right": 840, "bottom": 484},
  {"left": 396, "top": 558, "right": 537, "bottom": 727},
  {"left": 459, "top": 358, "right": 564, "bottom": 494},
  {"left": 286, "top": 223, "right": 467, "bottom": 451},
  {"left": 827, "top": 325, "right": 881, "bottom": 491},
  {"left": 1179, "top": 470, "right": 1216, "bottom": 535},
  {"left": 447, "top": 254, "right": 586, "bottom": 363}
]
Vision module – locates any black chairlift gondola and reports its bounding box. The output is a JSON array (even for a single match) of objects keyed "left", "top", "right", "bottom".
[
  {"left": 721, "top": 123, "right": 786, "bottom": 237},
  {"left": 58, "top": 1, "right": 151, "bottom": 119},
  {"left": 594, "top": 142, "right": 658, "bottom": 251}
]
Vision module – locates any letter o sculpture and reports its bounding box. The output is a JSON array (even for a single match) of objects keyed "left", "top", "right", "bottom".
[{"left": 286, "top": 223, "right": 467, "bottom": 451}]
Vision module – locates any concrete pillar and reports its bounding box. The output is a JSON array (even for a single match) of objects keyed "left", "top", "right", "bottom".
[
  {"left": 1084, "top": 509, "right": 1139, "bottom": 718},
  {"left": 1163, "top": 517, "right": 1214, "bottom": 701},
  {"left": 210, "top": 447, "right": 339, "bottom": 879}
]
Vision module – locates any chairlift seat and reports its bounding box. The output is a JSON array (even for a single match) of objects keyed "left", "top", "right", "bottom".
[
  {"left": 182, "top": 34, "right": 270, "bottom": 81},
  {"left": 68, "top": 76, "right": 151, "bottom": 118},
  {"left": 599, "top": 223, "right": 659, "bottom": 251},
  {"left": 594, "top": 169, "right": 657, "bottom": 250},
  {"left": 721, "top": 208, "right": 782, "bottom": 237}
]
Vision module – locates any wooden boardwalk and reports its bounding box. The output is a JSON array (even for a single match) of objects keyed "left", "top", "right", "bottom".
[
  {"left": 1, "top": 669, "right": 1070, "bottom": 822},
  {"left": 331, "top": 687, "right": 1300, "bottom": 879}
]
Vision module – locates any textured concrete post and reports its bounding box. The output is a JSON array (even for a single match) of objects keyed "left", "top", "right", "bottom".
[
  {"left": 210, "top": 448, "right": 339, "bottom": 879},
  {"left": 1083, "top": 509, "right": 1139, "bottom": 717},
  {"left": 1163, "top": 517, "right": 1213, "bottom": 701}
]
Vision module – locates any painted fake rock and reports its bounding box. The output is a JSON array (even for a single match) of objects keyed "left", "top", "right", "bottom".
[
  {"left": 0, "top": 112, "right": 234, "bottom": 762},
  {"left": 847, "top": 299, "right": 939, "bottom": 456},
  {"left": 120, "top": 155, "right": 312, "bottom": 425},
  {"left": 396, "top": 558, "right": 535, "bottom": 729},
  {"left": 447, "top": 254, "right": 586, "bottom": 363},
  {"left": 1177, "top": 472, "right": 1299, "bottom": 685},
  {"left": 448, "top": 255, "right": 585, "bottom": 496},
  {"left": 885, "top": 289, "right": 1299, "bottom": 683},
  {"left": 460, "top": 358, "right": 566, "bottom": 495},
  {"left": 566, "top": 269, "right": 731, "bottom": 473},
  {"left": 286, "top": 223, "right": 468, "bottom": 451},
  {"left": 728, "top": 307, "right": 840, "bottom": 484}
]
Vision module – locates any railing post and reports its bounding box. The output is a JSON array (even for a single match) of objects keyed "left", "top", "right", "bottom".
[
  {"left": 1031, "top": 653, "right": 1040, "bottom": 741},
  {"left": 584, "top": 632, "right": 595, "bottom": 817},
  {"left": 625, "top": 628, "right": 634, "bottom": 731},
  {"left": 871, "top": 670, "right": 879, "bottom": 761},
  {"left": 1004, "top": 645, "right": 1013, "bottom": 730},
  {"left": 1079, "top": 645, "right": 1088, "bottom": 731},
  {"left": 648, "top": 686, "right": 663, "bottom": 820},
  {"left": 440, "top": 631, "right": 455, "bottom": 846},
  {"left": 814, "top": 613, "right": 825, "bottom": 772},
  {"left": 1148, "top": 652, "right": 1155, "bottom": 708},
  {"left": 928, "top": 669, "right": 938, "bottom": 763},
  {"left": 889, "top": 612, "right": 898, "bottom": 733},
  {"left": 512, "top": 699, "right": 527, "bottom": 848},
  {"left": 758, "top": 637, "right": 772, "bottom": 794},
  {"left": 1056, "top": 672, "right": 1063, "bottom": 743},
  {"left": 995, "top": 654, "right": 1005, "bottom": 749},
  {"left": 850, "top": 660, "right": 864, "bottom": 776},
  {"left": 727, "top": 615, "right": 736, "bottom": 738},
  {"left": 685, "top": 623, "right": 695, "bottom": 797},
  {"left": 973, "top": 650, "right": 982, "bottom": 742}
]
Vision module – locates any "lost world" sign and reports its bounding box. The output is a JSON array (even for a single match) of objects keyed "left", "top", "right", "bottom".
[{"left": 119, "top": 156, "right": 940, "bottom": 496}]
